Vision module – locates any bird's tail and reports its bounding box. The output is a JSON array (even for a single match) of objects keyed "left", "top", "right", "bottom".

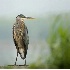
[{"left": 18, "top": 47, "right": 27, "bottom": 60}]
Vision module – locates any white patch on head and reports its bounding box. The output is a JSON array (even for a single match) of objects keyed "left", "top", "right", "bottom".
[
  {"left": 20, "top": 18, "right": 26, "bottom": 22},
  {"left": 16, "top": 16, "right": 21, "bottom": 20}
]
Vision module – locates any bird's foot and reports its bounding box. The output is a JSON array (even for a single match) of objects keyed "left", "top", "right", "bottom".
[{"left": 24, "top": 64, "right": 26, "bottom": 66}]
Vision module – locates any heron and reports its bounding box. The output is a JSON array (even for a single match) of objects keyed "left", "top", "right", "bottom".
[{"left": 13, "top": 14, "right": 34, "bottom": 65}]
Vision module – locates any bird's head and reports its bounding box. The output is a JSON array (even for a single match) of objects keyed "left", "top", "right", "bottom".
[{"left": 16, "top": 14, "right": 35, "bottom": 22}]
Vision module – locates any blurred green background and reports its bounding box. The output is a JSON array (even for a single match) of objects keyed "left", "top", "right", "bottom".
[{"left": 28, "top": 13, "right": 70, "bottom": 69}]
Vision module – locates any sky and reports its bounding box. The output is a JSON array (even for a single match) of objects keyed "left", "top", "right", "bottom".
[{"left": 0, "top": 0, "right": 70, "bottom": 17}]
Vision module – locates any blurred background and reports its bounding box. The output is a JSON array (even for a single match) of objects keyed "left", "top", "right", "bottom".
[{"left": 0, "top": 0, "right": 70, "bottom": 69}]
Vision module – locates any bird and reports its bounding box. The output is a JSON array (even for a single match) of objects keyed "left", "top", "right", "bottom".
[{"left": 12, "top": 14, "right": 34, "bottom": 65}]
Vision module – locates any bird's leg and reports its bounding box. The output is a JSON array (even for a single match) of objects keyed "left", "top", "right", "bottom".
[
  {"left": 25, "top": 59, "right": 26, "bottom": 65},
  {"left": 15, "top": 51, "right": 18, "bottom": 65},
  {"left": 24, "top": 58, "right": 26, "bottom": 66},
  {"left": 23, "top": 50, "right": 28, "bottom": 66}
]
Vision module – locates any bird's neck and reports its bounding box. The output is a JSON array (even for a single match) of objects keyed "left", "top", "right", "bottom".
[{"left": 16, "top": 20, "right": 25, "bottom": 24}]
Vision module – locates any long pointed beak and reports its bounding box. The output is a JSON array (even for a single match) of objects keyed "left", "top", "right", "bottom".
[{"left": 26, "top": 17, "right": 35, "bottom": 19}]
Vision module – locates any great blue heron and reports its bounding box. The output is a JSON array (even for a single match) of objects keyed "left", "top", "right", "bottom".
[{"left": 13, "top": 14, "right": 34, "bottom": 65}]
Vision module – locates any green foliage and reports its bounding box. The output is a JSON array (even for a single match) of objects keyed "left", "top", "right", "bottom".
[
  {"left": 0, "top": 66, "right": 14, "bottom": 69},
  {"left": 29, "top": 57, "right": 47, "bottom": 69},
  {"left": 28, "top": 13, "right": 70, "bottom": 69},
  {"left": 29, "top": 63, "right": 46, "bottom": 69},
  {"left": 47, "top": 14, "right": 70, "bottom": 69}
]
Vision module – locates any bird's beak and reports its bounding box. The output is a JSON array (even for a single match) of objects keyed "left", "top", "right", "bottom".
[{"left": 26, "top": 17, "right": 35, "bottom": 20}]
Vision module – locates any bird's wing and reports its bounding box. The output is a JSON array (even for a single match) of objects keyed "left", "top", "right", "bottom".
[
  {"left": 13, "top": 23, "right": 18, "bottom": 47},
  {"left": 22, "top": 25, "right": 29, "bottom": 49}
]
